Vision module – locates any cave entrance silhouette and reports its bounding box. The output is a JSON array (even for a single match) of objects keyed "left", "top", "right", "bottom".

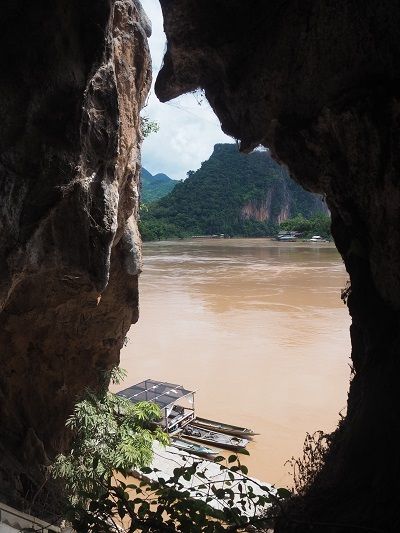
[{"left": 152, "top": 1, "right": 400, "bottom": 531}]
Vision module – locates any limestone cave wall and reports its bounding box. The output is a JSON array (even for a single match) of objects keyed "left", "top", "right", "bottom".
[
  {"left": 156, "top": 1, "right": 400, "bottom": 531},
  {"left": 0, "top": 0, "right": 150, "bottom": 511}
]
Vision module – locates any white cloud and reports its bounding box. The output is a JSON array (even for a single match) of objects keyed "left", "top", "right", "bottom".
[{"left": 140, "top": 0, "right": 232, "bottom": 180}]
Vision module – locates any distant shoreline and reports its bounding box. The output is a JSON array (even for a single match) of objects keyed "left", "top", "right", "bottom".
[{"left": 143, "top": 236, "right": 338, "bottom": 248}]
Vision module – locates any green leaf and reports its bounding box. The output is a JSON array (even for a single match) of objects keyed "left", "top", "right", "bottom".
[
  {"left": 239, "top": 448, "right": 250, "bottom": 456},
  {"left": 228, "top": 454, "right": 237, "bottom": 463},
  {"left": 215, "top": 488, "right": 225, "bottom": 499},
  {"left": 277, "top": 487, "right": 292, "bottom": 499}
]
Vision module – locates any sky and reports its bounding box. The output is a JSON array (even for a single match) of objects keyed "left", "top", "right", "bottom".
[{"left": 140, "top": 0, "right": 232, "bottom": 181}]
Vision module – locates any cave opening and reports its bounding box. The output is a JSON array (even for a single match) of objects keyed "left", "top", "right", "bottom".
[
  {"left": 117, "top": 0, "right": 352, "bottom": 493},
  {"left": 1, "top": 0, "right": 399, "bottom": 531}
]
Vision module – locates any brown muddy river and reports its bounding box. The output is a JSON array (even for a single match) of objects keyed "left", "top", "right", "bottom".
[{"left": 117, "top": 238, "right": 351, "bottom": 487}]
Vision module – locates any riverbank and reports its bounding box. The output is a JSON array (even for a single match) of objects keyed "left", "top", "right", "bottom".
[{"left": 142, "top": 236, "right": 337, "bottom": 247}]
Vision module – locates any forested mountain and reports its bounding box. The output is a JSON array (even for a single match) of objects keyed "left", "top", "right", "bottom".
[
  {"left": 140, "top": 167, "right": 177, "bottom": 203},
  {"left": 140, "top": 144, "right": 328, "bottom": 241}
]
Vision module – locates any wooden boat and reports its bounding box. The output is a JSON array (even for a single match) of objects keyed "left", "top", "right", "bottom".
[
  {"left": 171, "top": 438, "right": 218, "bottom": 459},
  {"left": 182, "top": 424, "right": 249, "bottom": 451},
  {"left": 194, "top": 416, "right": 258, "bottom": 438}
]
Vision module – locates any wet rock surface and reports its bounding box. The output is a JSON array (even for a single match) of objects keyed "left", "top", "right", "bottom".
[
  {"left": 156, "top": 1, "right": 400, "bottom": 531},
  {"left": 0, "top": 0, "right": 150, "bottom": 512}
]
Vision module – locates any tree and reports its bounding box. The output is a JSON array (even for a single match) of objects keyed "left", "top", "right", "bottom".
[
  {"left": 280, "top": 214, "right": 312, "bottom": 234},
  {"left": 52, "top": 368, "right": 169, "bottom": 513},
  {"left": 141, "top": 116, "right": 159, "bottom": 138},
  {"left": 279, "top": 213, "right": 331, "bottom": 238}
]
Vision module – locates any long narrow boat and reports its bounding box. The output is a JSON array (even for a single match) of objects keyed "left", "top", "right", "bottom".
[
  {"left": 194, "top": 416, "right": 258, "bottom": 438},
  {"left": 171, "top": 438, "right": 219, "bottom": 460},
  {"left": 182, "top": 424, "right": 249, "bottom": 451}
]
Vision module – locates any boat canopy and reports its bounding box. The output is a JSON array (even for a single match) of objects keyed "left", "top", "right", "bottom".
[{"left": 117, "top": 379, "right": 194, "bottom": 409}]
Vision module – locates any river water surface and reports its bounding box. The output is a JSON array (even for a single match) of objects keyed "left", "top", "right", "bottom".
[{"left": 117, "top": 238, "right": 351, "bottom": 486}]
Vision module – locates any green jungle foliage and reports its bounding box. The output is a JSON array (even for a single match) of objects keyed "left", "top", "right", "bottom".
[
  {"left": 141, "top": 116, "right": 159, "bottom": 138},
  {"left": 279, "top": 213, "right": 331, "bottom": 238},
  {"left": 141, "top": 167, "right": 178, "bottom": 203},
  {"left": 52, "top": 368, "right": 169, "bottom": 508},
  {"left": 140, "top": 144, "right": 328, "bottom": 241},
  {"left": 52, "top": 368, "right": 291, "bottom": 532}
]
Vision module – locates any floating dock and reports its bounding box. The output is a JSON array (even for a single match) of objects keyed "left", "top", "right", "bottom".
[{"left": 117, "top": 379, "right": 258, "bottom": 451}]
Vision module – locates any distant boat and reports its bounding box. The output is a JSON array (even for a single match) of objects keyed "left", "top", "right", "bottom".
[
  {"left": 171, "top": 437, "right": 218, "bottom": 459},
  {"left": 182, "top": 424, "right": 249, "bottom": 450},
  {"left": 193, "top": 416, "right": 258, "bottom": 438},
  {"left": 309, "top": 235, "right": 323, "bottom": 242},
  {"left": 276, "top": 233, "right": 297, "bottom": 242}
]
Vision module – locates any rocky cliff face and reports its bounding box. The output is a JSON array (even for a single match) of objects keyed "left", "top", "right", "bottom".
[
  {"left": 241, "top": 194, "right": 291, "bottom": 224},
  {"left": 0, "top": 0, "right": 150, "bottom": 512},
  {"left": 240, "top": 181, "right": 327, "bottom": 224},
  {"left": 156, "top": 1, "right": 400, "bottom": 531}
]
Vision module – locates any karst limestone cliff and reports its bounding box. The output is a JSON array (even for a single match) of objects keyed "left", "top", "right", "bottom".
[
  {"left": 0, "top": 0, "right": 150, "bottom": 510},
  {"left": 155, "top": 0, "right": 400, "bottom": 531}
]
